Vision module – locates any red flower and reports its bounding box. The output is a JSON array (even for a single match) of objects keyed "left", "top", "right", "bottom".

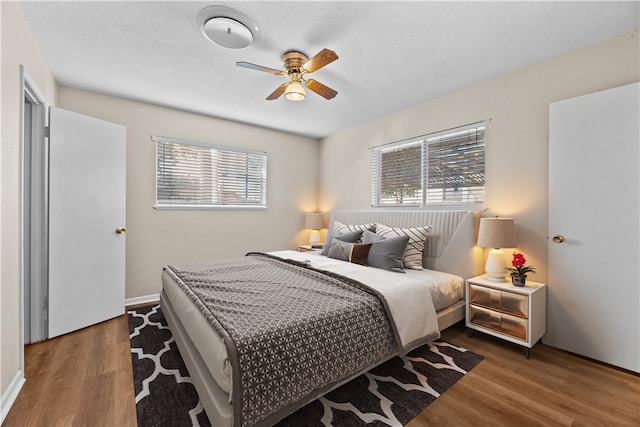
[
  {"left": 512, "top": 252, "right": 526, "bottom": 267},
  {"left": 506, "top": 252, "right": 536, "bottom": 276}
]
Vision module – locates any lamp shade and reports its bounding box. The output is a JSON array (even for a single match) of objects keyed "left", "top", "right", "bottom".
[
  {"left": 304, "top": 213, "right": 325, "bottom": 230},
  {"left": 285, "top": 81, "right": 306, "bottom": 101},
  {"left": 477, "top": 217, "right": 517, "bottom": 248}
]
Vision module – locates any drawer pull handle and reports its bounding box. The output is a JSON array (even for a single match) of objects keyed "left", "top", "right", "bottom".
[{"left": 552, "top": 234, "right": 564, "bottom": 243}]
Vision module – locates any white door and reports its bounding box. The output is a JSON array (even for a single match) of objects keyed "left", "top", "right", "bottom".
[
  {"left": 48, "top": 107, "right": 126, "bottom": 338},
  {"left": 547, "top": 83, "right": 639, "bottom": 372}
]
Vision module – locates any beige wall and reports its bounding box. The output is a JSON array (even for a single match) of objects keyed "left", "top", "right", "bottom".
[
  {"left": 1, "top": 1, "right": 57, "bottom": 403},
  {"left": 57, "top": 87, "right": 319, "bottom": 300},
  {"left": 319, "top": 29, "right": 640, "bottom": 283}
]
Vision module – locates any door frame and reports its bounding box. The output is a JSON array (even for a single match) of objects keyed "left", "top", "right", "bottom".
[{"left": 20, "top": 64, "right": 48, "bottom": 357}]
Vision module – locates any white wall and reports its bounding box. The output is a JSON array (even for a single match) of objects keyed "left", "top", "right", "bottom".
[
  {"left": 1, "top": 0, "right": 57, "bottom": 410},
  {"left": 57, "top": 87, "right": 319, "bottom": 300},
  {"left": 319, "top": 29, "right": 640, "bottom": 283}
]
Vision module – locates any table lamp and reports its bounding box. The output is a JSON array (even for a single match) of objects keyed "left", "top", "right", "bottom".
[
  {"left": 305, "top": 213, "right": 325, "bottom": 246},
  {"left": 477, "top": 217, "right": 517, "bottom": 281}
]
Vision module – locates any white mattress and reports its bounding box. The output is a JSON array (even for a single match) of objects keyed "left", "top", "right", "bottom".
[{"left": 162, "top": 250, "right": 464, "bottom": 400}]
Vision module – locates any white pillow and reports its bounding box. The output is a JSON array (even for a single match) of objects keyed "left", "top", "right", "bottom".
[
  {"left": 333, "top": 220, "right": 376, "bottom": 235},
  {"left": 376, "top": 224, "right": 432, "bottom": 270}
]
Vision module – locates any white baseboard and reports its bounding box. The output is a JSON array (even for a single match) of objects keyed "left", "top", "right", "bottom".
[
  {"left": 125, "top": 293, "right": 160, "bottom": 308},
  {"left": 1, "top": 371, "right": 25, "bottom": 423}
]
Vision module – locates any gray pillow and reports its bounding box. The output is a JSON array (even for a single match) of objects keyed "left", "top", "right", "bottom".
[
  {"left": 364, "top": 232, "right": 410, "bottom": 273},
  {"left": 320, "top": 229, "right": 364, "bottom": 256},
  {"left": 362, "top": 230, "right": 384, "bottom": 243},
  {"left": 327, "top": 241, "right": 372, "bottom": 266}
]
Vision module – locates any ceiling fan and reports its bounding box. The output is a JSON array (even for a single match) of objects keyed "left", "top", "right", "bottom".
[{"left": 236, "top": 48, "right": 338, "bottom": 102}]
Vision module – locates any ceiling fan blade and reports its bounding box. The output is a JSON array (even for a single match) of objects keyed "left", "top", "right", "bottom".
[
  {"left": 236, "top": 61, "right": 284, "bottom": 75},
  {"left": 302, "top": 48, "right": 338, "bottom": 73},
  {"left": 305, "top": 79, "right": 337, "bottom": 100},
  {"left": 266, "top": 83, "right": 288, "bottom": 100}
]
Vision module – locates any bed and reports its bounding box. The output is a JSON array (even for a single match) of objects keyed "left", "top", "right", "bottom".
[{"left": 160, "top": 209, "right": 482, "bottom": 427}]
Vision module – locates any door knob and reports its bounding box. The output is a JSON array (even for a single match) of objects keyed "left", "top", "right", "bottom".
[
  {"left": 115, "top": 227, "right": 126, "bottom": 234},
  {"left": 552, "top": 234, "right": 564, "bottom": 243}
]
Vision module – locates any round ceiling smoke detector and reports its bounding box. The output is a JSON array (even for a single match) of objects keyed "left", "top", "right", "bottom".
[
  {"left": 196, "top": 6, "right": 260, "bottom": 49},
  {"left": 203, "top": 17, "right": 252, "bottom": 49}
]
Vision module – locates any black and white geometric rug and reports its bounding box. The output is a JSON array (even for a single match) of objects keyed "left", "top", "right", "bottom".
[
  {"left": 128, "top": 304, "right": 212, "bottom": 427},
  {"left": 128, "top": 304, "right": 483, "bottom": 427}
]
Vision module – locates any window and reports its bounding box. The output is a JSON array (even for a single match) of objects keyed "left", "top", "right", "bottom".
[
  {"left": 371, "top": 122, "right": 485, "bottom": 207},
  {"left": 154, "top": 135, "right": 267, "bottom": 209}
]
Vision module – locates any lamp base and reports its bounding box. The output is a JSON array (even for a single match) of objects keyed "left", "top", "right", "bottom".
[
  {"left": 484, "top": 249, "right": 507, "bottom": 282},
  {"left": 309, "top": 230, "right": 320, "bottom": 246}
]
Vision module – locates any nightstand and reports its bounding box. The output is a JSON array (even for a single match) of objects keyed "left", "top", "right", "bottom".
[
  {"left": 466, "top": 275, "right": 547, "bottom": 358},
  {"left": 298, "top": 245, "right": 322, "bottom": 252}
]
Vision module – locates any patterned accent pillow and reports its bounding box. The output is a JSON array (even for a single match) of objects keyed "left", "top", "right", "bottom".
[
  {"left": 327, "top": 241, "right": 372, "bottom": 266},
  {"left": 376, "top": 224, "right": 432, "bottom": 270},
  {"left": 333, "top": 221, "right": 376, "bottom": 235},
  {"left": 362, "top": 230, "right": 409, "bottom": 273},
  {"left": 320, "top": 230, "right": 364, "bottom": 256}
]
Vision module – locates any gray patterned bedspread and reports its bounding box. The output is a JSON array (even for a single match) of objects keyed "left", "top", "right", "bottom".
[{"left": 164, "top": 252, "right": 400, "bottom": 427}]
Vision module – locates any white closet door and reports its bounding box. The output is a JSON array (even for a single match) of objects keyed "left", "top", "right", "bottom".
[
  {"left": 48, "top": 107, "right": 126, "bottom": 338},
  {"left": 547, "top": 82, "right": 639, "bottom": 372}
]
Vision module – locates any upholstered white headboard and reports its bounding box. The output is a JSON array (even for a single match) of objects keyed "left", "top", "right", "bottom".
[{"left": 329, "top": 210, "right": 483, "bottom": 280}]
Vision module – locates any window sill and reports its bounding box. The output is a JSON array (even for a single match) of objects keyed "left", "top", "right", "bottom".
[{"left": 153, "top": 204, "right": 267, "bottom": 211}]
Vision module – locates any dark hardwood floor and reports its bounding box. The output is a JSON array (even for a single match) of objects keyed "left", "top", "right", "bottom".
[{"left": 3, "top": 312, "right": 639, "bottom": 426}]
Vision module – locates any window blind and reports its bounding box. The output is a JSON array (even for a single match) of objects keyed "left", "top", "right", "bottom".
[
  {"left": 371, "top": 122, "right": 485, "bottom": 207},
  {"left": 154, "top": 135, "right": 267, "bottom": 209}
]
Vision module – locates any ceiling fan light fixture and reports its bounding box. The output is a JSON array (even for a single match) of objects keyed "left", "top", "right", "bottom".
[
  {"left": 285, "top": 81, "right": 306, "bottom": 101},
  {"left": 237, "top": 48, "right": 338, "bottom": 101}
]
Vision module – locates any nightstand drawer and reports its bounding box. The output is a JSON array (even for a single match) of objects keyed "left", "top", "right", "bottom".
[
  {"left": 469, "top": 284, "right": 528, "bottom": 318},
  {"left": 468, "top": 305, "right": 528, "bottom": 341}
]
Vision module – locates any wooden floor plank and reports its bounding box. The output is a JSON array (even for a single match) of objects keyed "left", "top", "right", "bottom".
[{"left": 3, "top": 314, "right": 638, "bottom": 426}]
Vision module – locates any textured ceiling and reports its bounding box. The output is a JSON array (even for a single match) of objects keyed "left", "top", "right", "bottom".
[{"left": 19, "top": 1, "right": 639, "bottom": 138}]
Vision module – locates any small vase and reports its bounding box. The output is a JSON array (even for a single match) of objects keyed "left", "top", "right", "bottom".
[{"left": 511, "top": 274, "right": 526, "bottom": 287}]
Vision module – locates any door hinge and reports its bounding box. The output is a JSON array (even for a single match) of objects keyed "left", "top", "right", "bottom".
[{"left": 45, "top": 126, "right": 50, "bottom": 138}]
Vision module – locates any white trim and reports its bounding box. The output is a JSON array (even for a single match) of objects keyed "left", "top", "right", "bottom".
[
  {"left": 19, "top": 65, "right": 48, "bottom": 368},
  {"left": 152, "top": 134, "right": 266, "bottom": 155},
  {"left": 1, "top": 371, "right": 25, "bottom": 423},
  {"left": 10, "top": 64, "right": 46, "bottom": 426},
  {"left": 125, "top": 293, "right": 160, "bottom": 308},
  {"left": 153, "top": 204, "right": 267, "bottom": 211}
]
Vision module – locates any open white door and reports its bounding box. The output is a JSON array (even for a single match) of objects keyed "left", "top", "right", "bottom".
[{"left": 48, "top": 107, "right": 126, "bottom": 338}]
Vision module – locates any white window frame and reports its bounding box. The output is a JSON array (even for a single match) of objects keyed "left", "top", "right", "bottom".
[
  {"left": 370, "top": 122, "right": 485, "bottom": 209},
  {"left": 153, "top": 135, "right": 267, "bottom": 210}
]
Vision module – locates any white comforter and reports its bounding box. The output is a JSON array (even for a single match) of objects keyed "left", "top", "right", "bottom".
[{"left": 268, "top": 250, "right": 442, "bottom": 352}]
